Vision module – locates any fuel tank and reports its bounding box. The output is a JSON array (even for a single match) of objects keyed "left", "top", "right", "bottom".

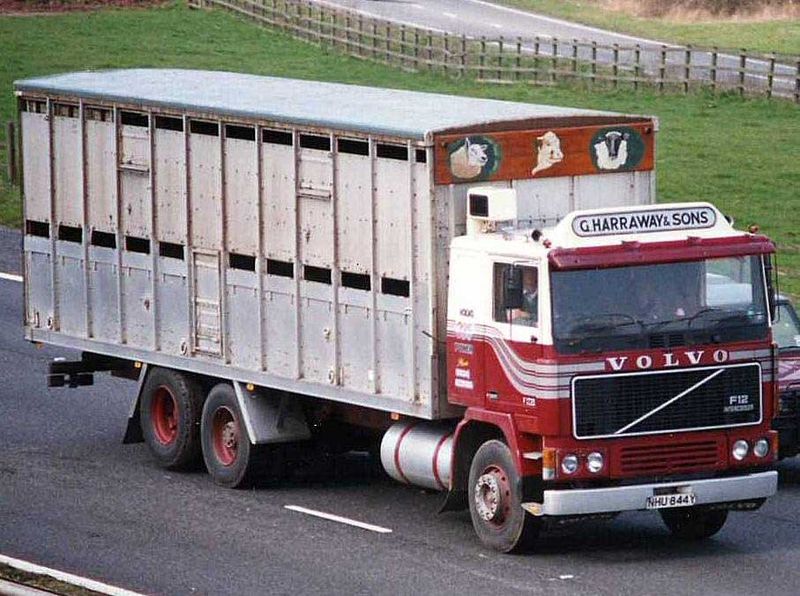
[{"left": 380, "top": 421, "right": 453, "bottom": 491}]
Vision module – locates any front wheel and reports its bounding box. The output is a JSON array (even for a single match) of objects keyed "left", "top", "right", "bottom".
[
  {"left": 660, "top": 507, "right": 728, "bottom": 540},
  {"left": 468, "top": 439, "right": 540, "bottom": 553}
]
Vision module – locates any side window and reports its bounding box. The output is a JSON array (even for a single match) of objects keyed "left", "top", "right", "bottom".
[
  {"left": 493, "top": 263, "right": 538, "bottom": 326},
  {"left": 775, "top": 302, "right": 800, "bottom": 351}
]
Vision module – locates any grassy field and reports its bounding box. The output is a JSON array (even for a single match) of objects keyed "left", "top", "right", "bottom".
[
  {"left": 0, "top": 2, "right": 798, "bottom": 295},
  {"left": 495, "top": 0, "right": 800, "bottom": 55}
]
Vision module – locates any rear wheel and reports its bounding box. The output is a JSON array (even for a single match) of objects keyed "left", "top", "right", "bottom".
[
  {"left": 201, "top": 383, "right": 272, "bottom": 488},
  {"left": 660, "top": 507, "right": 728, "bottom": 540},
  {"left": 468, "top": 439, "right": 541, "bottom": 553},
  {"left": 140, "top": 368, "right": 204, "bottom": 470}
]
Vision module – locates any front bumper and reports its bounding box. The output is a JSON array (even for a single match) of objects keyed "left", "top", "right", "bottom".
[{"left": 522, "top": 470, "right": 777, "bottom": 517}]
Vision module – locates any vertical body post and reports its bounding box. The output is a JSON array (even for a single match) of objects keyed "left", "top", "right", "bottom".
[
  {"left": 255, "top": 125, "right": 267, "bottom": 371},
  {"left": 368, "top": 138, "right": 379, "bottom": 394},
  {"left": 291, "top": 129, "right": 302, "bottom": 379},
  {"left": 330, "top": 132, "right": 341, "bottom": 386},
  {"left": 148, "top": 110, "right": 159, "bottom": 351},
  {"left": 79, "top": 100, "right": 91, "bottom": 339}
]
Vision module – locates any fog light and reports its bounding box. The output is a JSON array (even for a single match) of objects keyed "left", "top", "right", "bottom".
[
  {"left": 754, "top": 438, "right": 770, "bottom": 458},
  {"left": 586, "top": 452, "right": 604, "bottom": 474},
  {"left": 561, "top": 454, "right": 579, "bottom": 475},
  {"left": 732, "top": 439, "right": 749, "bottom": 461}
]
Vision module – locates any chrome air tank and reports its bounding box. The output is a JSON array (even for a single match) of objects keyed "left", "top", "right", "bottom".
[{"left": 380, "top": 421, "right": 453, "bottom": 491}]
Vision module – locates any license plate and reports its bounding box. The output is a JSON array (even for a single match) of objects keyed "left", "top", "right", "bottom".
[{"left": 645, "top": 492, "right": 696, "bottom": 510}]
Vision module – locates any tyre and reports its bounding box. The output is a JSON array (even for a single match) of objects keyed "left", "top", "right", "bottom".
[
  {"left": 660, "top": 507, "right": 728, "bottom": 540},
  {"left": 201, "top": 383, "right": 271, "bottom": 489},
  {"left": 139, "top": 367, "right": 204, "bottom": 470},
  {"left": 468, "top": 439, "right": 541, "bottom": 553}
]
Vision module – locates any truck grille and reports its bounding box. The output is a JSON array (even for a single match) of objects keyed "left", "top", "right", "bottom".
[
  {"left": 618, "top": 440, "right": 721, "bottom": 475},
  {"left": 573, "top": 363, "right": 762, "bottom": 439}
]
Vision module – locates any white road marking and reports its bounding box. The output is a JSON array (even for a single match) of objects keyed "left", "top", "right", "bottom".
[
  {"left": 462, "top": 0, "right": 676, "bottom": 46},
  {"left": 0, "top": 272, "right": 22, "bottom": 283},
  {"left": 0, "top": 554, "right": 145, "bottom": 596},
  {"left": 285, "top": 505, "right": 393, "bottom": 534}
]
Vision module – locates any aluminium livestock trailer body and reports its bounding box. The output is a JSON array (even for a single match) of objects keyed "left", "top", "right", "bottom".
[{"left": 15, "top": 68, "right": 656, "bottom": 424}]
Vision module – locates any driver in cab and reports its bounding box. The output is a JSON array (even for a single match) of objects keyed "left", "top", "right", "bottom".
[{"left": 512, "top": 267, "right": 538, "bottom": 326}]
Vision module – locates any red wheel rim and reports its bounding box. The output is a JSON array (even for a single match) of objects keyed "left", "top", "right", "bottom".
[
  {"left": 212, "top": 406, "right": 239, "bottom": 467},
  {"left": 151, "top": 386, "right": 179, "bottom": 446},
  {"left": 474, "top": 464, "right": 512, "bottom": 529}
]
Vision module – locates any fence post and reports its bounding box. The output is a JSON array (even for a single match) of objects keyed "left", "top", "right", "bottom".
[
  {"left": 659, "top": 45, "right": 667, "bottom": 93},
  {"left": 385, "top": 24, "right": 391, "bottom": 63},
  {"left": 372, "top": 22, "right": 378, "bottom": 59},
  {"left": 591, "top": 41, "right": 597, "bottom": 87},
  {"left": 6, "top": 121, "right": 16, "bottom": 186},
  {"left": 767, "top": 52, "right": 776, "bottom": 99},
  {"left": 683, "top": 45, "right": 691, "bottom": 94},
  {"left": 533, "top": 36, "right": 540, "bottom": 83},
  {"left": 444, "top": 32, "right": 450, "bottom": 76},
  {"left": 516, "top": 37, "right": 522, "bottom": 81},
  {"left": 795, "top": 60, "right": 800, "bottom": 103},
  {"left": 460, "top": 35, "right": 467, "bottom": 78},
  {"left": 612, "top": 43, "right": 619, "bottom": 89},
  {"left": 498, "top": 36, "right": 504, "bottom": 81},
  {"left": 551, "top": 38, "right": 558, "bottom": 83},
  {"left": 357, "top": 14, "right": 363, "bottom": 56},
  {"left": 710, "top": 47, "right": 718, "bottom": 93},
  {"left": 479, "top": 36, "right": 486, "bottom": 80},
  {"left": 427, "top": 31, "right": 434, "bottom": 71},
  {"left": 401, "top": 25, "right": 407, "bottom": 68},
  {"left": 414, "top": 29, "right": 420, "bottom": 70},
  {"left": 572, "top": 39, "right": 578, "bottom": 79},
  {"left": 634, "top": 44, "right": 641, "bottom": 91},
  {"left": 739, "top": 49, "right": 747, "bottom": 97}
]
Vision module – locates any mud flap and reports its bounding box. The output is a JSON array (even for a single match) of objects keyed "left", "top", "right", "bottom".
[
  {"left": 439, "top": 489, "right": 468, "bottom": 513},
  {"left": 122, "top": 364, "right": 148, "bottom": 444}
]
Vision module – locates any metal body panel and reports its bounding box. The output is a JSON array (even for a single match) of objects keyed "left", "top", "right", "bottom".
[
  {"left": 224, "top": 137, "right": 259, "bottom": 256},
  {"left": 232, "top": 381, "right": 311, "bottom": 445},
  {"left": 53, "top": 115, "right": 82, "bottom": 227},
  {"left": 262, "top": 143, "right": 295, "bottom": 261},
  {"left": 21, "top": 112, "right": 50, "bottom": 223},
  {"left": 154, "top": 128, "right": 186, "bottom": 244},
  {"left": 189, "top": 132, "right": 222, "bottom": 250},
  {"left": 86, "top": 119, "right": 116, "bottom": 233}
]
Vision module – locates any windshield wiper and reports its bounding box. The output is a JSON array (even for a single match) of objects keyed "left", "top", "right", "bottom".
[{"left": 566, "top": 313, "right": 643, "bottom": 335}]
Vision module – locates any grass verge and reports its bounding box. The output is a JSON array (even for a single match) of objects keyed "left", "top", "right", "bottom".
[
  {"left": 0, "top": 2, "right": 798, "bottom": 295},
  {"left": 493, "top": 0, "right": 800, "bottom": 55},
  {"left": 0, "top": 562, "right": 105, "bottom": 595}
]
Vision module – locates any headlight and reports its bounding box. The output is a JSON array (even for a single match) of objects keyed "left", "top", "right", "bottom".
[
  {"left": 561, "top": 454, "right": 579, "bottom": 475},
  {"left": 586, "top": 452, "right": 604, "bottom": 474},
  {"left": 732, "top": 439, "right": 749, "bottom": 461},
  {"left": 753, "top": 438, "right": 770, "bottom": 458}
]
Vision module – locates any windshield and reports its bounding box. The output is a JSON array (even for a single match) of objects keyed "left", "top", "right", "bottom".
[
  {"left": 551, "top": 255, "right": 769, "bottom": 354},
  {"left": 775, "top": 301, "right": 800, "bottom": 351}
]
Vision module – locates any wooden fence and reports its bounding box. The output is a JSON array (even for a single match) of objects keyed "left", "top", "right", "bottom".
[{"left": 189, "top": 0, "right": 800, "bottom": 102}]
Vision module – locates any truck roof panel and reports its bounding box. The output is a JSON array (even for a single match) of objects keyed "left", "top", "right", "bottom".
[{"left": 15, "top": 69, "right": 641, "bottom": 140}]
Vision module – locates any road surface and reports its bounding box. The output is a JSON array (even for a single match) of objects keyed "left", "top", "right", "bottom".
[{"left": 3, "top": 226, "right": 800, "bottom": 595}]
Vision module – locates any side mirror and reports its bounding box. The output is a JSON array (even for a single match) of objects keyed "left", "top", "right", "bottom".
[
  {"left": 765, "top": 254, "right": 777, "bottom": 321},
  {"left": 503, "top": 266, "right": 524, "bottom": 310}
]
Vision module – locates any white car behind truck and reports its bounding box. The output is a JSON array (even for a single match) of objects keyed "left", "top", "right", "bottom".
[{"left": 15, "top": 69, "right": 778, "bottom": 552}]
